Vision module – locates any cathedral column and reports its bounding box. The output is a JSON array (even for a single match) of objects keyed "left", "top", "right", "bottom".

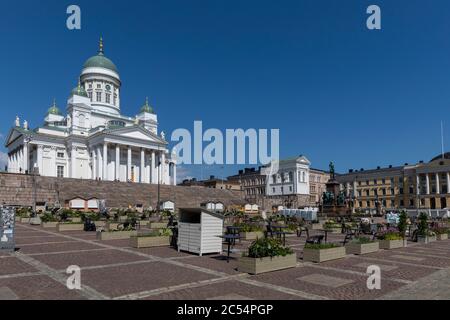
[
  {"left": 37, "top": 145, "right": 43, "bottom": 175},
  {"left": 161, "top": 151, "right": 166, "bottom": 184},
  {"left": 92, "top": 148, "right": 97, "bottom": 180},
  {"left": 173, "top": 163, "right": 177, "bottom": 186},
  {"left": 151, "top": 150, "right": 156, "bottom": 184},
  {"left": 115, "top": 145, "right": 120, "bottom": 181},
  {"left": 140, "top": 148, "right": 145, "bottom": 183},
  {"left": 425, "top": 174, "right": 430, "bottom": 195},
  {"left": 97, "top": 147, "right": 102, "bottom": 180},
  {"left": 17, "top": 148, "right": 22, "bottom": 173},
  {"left": 71, "top": 146, "right": 77, "bottom": 178},
  {"left": 436, "top": 173, "right": 440, "bottom": 194},
  {"left": 127, "top": 146, "right": 132, "bottom": 182},
  {"left": 103, "top": 143, "right": 108, "bottom": 181}
]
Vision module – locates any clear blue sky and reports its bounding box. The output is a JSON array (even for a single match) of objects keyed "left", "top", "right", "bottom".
[{"left": 0, "top": 0, "right": 449, "bottom": 180}]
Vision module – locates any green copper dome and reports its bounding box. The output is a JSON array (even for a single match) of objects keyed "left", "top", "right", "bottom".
[
  {"left": 83, "top": 38, "right": 118, "bottom": 73},
  {"left": 140, "top": 97, "right": 155, "bottom": 114},
  {"left": 47, "top": 99, "right": 62, "bottom": 115},
  {"left": 71, "top": 82, "right": 88, "bottom": 98}
]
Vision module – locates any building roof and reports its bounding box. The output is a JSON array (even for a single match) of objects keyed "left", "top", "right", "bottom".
[
  {"left": 82, "top": 38, "right": 119, "bottom": 74},
  {"left": 47, "top": 99, "right": 62, "bottom": 115},
  {"left": 430, "top": 152, "right": 450, "bottom": 162},
  {"left": 140, "top": 97, "right": 155, "bottom": 114}
]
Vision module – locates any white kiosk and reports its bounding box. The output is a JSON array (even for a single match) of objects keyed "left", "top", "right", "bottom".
[{"left": 177, "top": 208, "right": 224, "bottom": 256}]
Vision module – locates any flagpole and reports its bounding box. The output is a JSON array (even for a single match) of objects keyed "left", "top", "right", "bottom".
[{"left": 441, "top": 121, "right": 445, "bottom": 159}]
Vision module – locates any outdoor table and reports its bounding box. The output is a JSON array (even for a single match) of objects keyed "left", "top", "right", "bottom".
[
  {"left": 271, "top": 225, "right": 290, "bottom": 246},
  {"left": 226, "top": 226, "right": 241, "bottom": 245},
  {"left": 218, "top": 234, "right": 241, "bottom": 263},
  {"left": 317, "top": 229, "right": 332, "bottom": 243}
]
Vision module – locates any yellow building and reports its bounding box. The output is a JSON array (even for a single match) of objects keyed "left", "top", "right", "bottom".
[{"left": 336, "top": 153, "right": 450, "bottom": 211}]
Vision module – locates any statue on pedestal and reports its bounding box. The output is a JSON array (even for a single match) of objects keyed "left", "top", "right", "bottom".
[{"left": 15, "top": 116, "right": 20, "bottom": 127}]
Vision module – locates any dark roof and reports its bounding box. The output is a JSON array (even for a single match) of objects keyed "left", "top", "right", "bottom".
[
  {"left": 430, "top": 152, "right": 450, "bottom": 162},
  {"left": 178, "top": 207, "right": 224, "bottom": 220}
]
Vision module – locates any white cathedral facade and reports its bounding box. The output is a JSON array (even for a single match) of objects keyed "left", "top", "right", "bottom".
[{"left": 5, "top": 39, "right": 177, "bottom": 185}]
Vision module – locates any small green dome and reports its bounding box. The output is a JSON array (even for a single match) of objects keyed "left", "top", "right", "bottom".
[
  {"left": 47, "top": 99, "right": 62, "bottom": 115},
  {"left": 141, "top": 97, "right": 155, "bottom": 114},
  {"left": 83, "top": 38, "right": 118, "bottom": 73},
  {"left": 71, "top": 83, "right": 88, "bottom": 98}
]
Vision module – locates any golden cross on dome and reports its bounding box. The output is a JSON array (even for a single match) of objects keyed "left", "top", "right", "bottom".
[{"left": 99, "top": 37, "right": 104, "bottom": 54}]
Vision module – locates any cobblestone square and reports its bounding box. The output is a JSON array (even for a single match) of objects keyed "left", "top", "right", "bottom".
[{"left": 2, "top": 223, "right": 450, "bottom": 300}]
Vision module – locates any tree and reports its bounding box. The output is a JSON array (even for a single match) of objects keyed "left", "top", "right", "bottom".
[{"left": 398, "top": 210, "right": 408, "bottom": 238}]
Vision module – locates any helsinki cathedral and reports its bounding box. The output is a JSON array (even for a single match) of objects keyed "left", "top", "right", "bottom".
[{"left": 5, "top": 38, "right": 177, "bottom": 185}]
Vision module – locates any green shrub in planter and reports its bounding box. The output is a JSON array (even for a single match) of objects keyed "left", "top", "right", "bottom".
[
  {"left": 350, "top": 237, "right": 376, "bottom": 244},
  {"left": 304, "top": 243, "right": 340, "bottom": 250},
  {"left": 377, "top": 232, "right": 402, "bottom": 241},
  {"left": 246, "top": 238, "right": 293, "bottom": 258},
  {"left": 41, "top": 213, "right": 58, "bottom": 223},
  {"left": 234, "top": 223, "right": 263, "bottom": 233}
]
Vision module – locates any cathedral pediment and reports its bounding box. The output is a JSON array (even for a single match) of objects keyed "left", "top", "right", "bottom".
[
  {"left": 5, "top": 127, "right": 32, "bottom": 147},
  {"left": 104, "top": 125, "right": 167, "bottom": 145}
]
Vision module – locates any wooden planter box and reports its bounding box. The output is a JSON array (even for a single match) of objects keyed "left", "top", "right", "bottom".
[
  {"left": 94, "top": 221, "right": 106, "bottom": 228},
  {"left": 240, "top": 231, "right": 264, "bottom": 241},
  {"left": 57, "top": 223, "right": 84, "bottom": 232},
  {"left": 69, "top": 217, "right": 82, "bottom": 223},
  {"left": 379, "top": 239, "right": 406, "bottom": 249},
  {"left": 324, "top": 227, "right": 342, "bottom": 234},
  {"left": 148, "top": 222, "right": 167, "bottom": 229},
  {"left": 437, "top": 234, "right": 448, "bottom": 241},
  {"left": 417, "top": 236, "right": 437, "bottom": 244},
  {"left": 15, "top": 216, "right": 21, "bottom": 222},
  {"left": 311, "top": 223, "right": 324, "bottom": 230},
  {"left": 118, "top": 216, "right": 128, "bottom": 222},
  {"left": 96, "top": 230, "right": 137, "bottom": 241},
  {"left": 130, "top": 236, "right": 171, "bottom": 248},
  {"left": 104, "top": 222, "right": 120, "bottom": 231},
  {"left": 29, "top": 217, "right": 42, "bottom": 225},
  {"left": 20, "top": 218, "right": 30, "bottom": 223},
  {"left": 42, "top": 222, "right": 59, "bottom": 228},
  {"left": 238, "top": 254, "right": 297, "bottom": 275},
  {"left": 345, "top": 242, "right": 379, "bottom": 255},
  {"left": 303, "top": 246, "right": 346, "bottom": 263}
]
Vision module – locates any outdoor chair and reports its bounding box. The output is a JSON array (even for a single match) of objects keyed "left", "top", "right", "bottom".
[
  {"left": 83, "top": 219, "right": 96, "bottom": 232},
  {"left": 342, "top": 225, "right": 358, "bottom": 245},
  {"left": 297, "top": 224, "right": 309, "bottom": 239},
  {"left": 305, "top": 235, "right": 324, "bottom": 245}
]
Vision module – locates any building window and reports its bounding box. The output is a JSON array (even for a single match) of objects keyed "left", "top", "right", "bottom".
[
  {"left": 106, "top": 93, "right": 111, "bottom": 104},
  {"left": 88, "top": 83, "right": 92, "bottom": 89},
  {"left": 114, "top": 94, "right": 117, "bottom": 106},
  {"left": 88, "top": 91, "right": 92, "bottom": 101},
  {"left": 289, "top": 186, "right": 292, "bottom": 192},
  {"left": 97, "top": 84, "right": 101, "bottom": 89},
  {"left": 272, "top": 187, "right": 275, "bottom": 193},
  {"left": 400, "top": 200, "right": 404, "bottom": 207},
  {"left": 57, "top": 152, "right": 64, "bottom": 158},
  {"left": 96, "top": 92, "right": 102, "bottom": 102},
  {"left": 57, "top": 166, "right": 64, "bottom": 178},
  {"left": 79, "top": 114, "right": 85, "bottom": 128}
]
